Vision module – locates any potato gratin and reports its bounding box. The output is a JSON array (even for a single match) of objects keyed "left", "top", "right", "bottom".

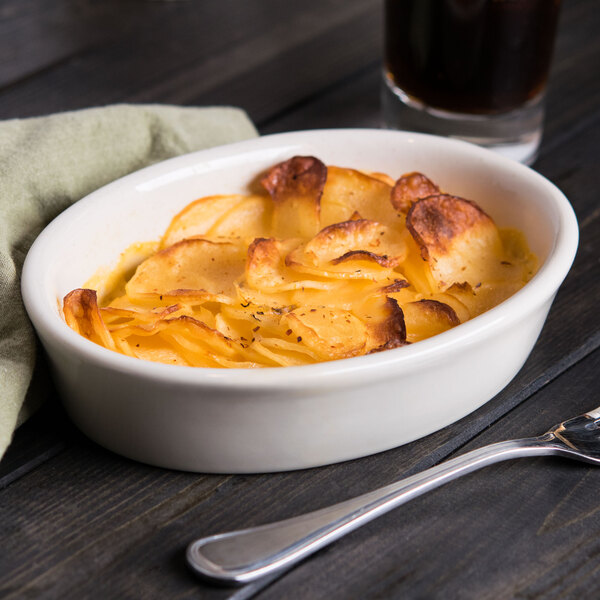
[{"left": 63, "top": 156, "right": 537, "bottom": 368}]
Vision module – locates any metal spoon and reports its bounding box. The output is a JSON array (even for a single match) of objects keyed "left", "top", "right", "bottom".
[{"left": 187, "top": 405, "right": 600, "bottom": 585}]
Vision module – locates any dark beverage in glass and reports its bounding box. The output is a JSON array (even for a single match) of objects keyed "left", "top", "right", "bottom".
[{"left": 382, "top": 0, "right": 562, "bottom": 164}]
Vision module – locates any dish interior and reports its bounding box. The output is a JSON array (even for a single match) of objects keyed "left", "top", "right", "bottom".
[{"left": 40, "top": 131, "right": 560, "bottom": 330}]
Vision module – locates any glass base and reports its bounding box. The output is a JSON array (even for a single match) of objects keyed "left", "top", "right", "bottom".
[{"left": 381, "top": 74, "right": 544, "bottom": 165}]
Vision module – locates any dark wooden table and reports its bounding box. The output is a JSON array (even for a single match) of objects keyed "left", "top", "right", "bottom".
[{"left": 1, "top": 1, "right": 599, "bottom": 598}]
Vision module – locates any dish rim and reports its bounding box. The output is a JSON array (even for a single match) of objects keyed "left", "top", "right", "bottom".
[{"left": 21, "top": 128, "right": 579, "bottom": 389}]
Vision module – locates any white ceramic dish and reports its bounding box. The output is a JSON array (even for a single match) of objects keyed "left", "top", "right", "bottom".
[{"left": 21, "top": 129, "right": 578, "bottom": 473}]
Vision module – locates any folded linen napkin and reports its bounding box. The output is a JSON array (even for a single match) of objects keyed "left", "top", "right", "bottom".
[{"left": 0, "top": 104, "right": 258, "bottom": 460}]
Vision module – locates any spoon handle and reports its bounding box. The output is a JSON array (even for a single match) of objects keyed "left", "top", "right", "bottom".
[{"left": 187, "top": 435, "right": 558, "bottom": 584}]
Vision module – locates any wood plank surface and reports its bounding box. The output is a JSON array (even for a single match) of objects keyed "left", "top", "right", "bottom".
[
  {"left": 1, "top": 0, "right": 599, "bottom": 598},
  {"left": 258, "top": 350, "right": 600, "bottom": 600},
  {"left": 0, "top": 0, "right": 382, "bottom": 121},
  {"left": 0, "top": 0, "right": 138, "bottom": 88}
]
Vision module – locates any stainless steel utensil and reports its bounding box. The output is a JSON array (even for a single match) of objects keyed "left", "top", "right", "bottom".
[{"left": 187, "top": 406, "right": 600, "bottom": 585}]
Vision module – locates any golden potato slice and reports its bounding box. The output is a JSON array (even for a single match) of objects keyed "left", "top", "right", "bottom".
[
  {"left": 281, "top": 307, "right": 367, "bottom": 360},
  {"left": 245, "top": 237, "right": 335, "bottom": 292},
  {"left": 112, "top": 314, "right": 244, "bottom": 364},
  {"left": 290, "top": 279, "right": 385, "bottom": 310},
  {"left": 498, "top": 227, "right": 539, "bottom": 283},
  {"left": 125, "top": 334, "right": 192, "bottom": 366},
  {"left": 85, "top": 241, "right": 158, "bottom": 305},
  {"left": 159, "top": 315, "right": 241, "bottom": 358},
  {"left": 402, "top": 299, "right": 460, "bottom": 343},
  {"left": 101, "top": 291, "right": 173, "bottom": 312},
  {"left": 161, "top": 195, "right": 246, "bottom": 248},
  {"left": 259, "top": 337, "right": 319, "bottom": 359},
  {"left": 221, "top": 304, "right": 287, "bottom": 337},
  {"left": 126, "top": 238, "right": 246, "bottom": 299},
  {"left": 406, "top": 195, "right": 503, "bottom": 291},
  {"left": 101, "top": 303, "right": 183, "bottom": 330},
  {"left": 286, "top": 246, "right": 395, "bottom": 281},
  {"left": 391, "top": 172, "right": 440, "bottom": 213},
  {"left": 320, "top": 166, "right": 399, "bottom": 228},
  {"left": 63, "top": 288, "right": 116, "bottom": 350},
  {"left": 241, "top": 278, "right": 382, "bottom": 312},
  {"left": 207, "top": 194, "right": 271, "bottom": 239},
  {"left": 398, "top": 230, "right": 439, "bottom": 295},
  {"left": 445, "top": 280, "right": 525, "bottom": 318},
  {"left": 208, "top": 355, "right": 270, "bottom": 369},
  {"left": 252, "top": 338, "right": 319, "bottom": 367},
  {"left": 235, "top": 281, "right": 295, "bottom": 309},
  {"left": 261, "top": 156, "right": 326, "bottom": 239},
  {"left": 213, "top": 310, "right": 276, "bottom": 352}
]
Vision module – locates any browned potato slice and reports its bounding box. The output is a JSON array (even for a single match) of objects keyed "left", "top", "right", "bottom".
[
  {"left": 281, "top": 307, "right": 367, "bottom": 360},
  {"left": 285, "top": 219, "right": 407, "bottom": 280},
  {"left": 63, "top": 289, "right": 116, "bottom": 350},
  {"left": 126, "top": 238, "right": 246, "bottom": 299},
  {"left": 377, "top": 279, "right": 421, "bottom": 305},
  {"left": 428, "top": 291, "right": 471, "bottom": 324},
  {"left": 406, "top": 195, "right": 503, "bottom": 291},
  {"left": 306, "top": 219, "right": 406, "bottom": 266},
  {"left": 358, "top": 296, "right": 408, "bottom": 353},
  {"left": 320, "top": 166, "right": 399, "bottom": 228},
  {"left": 378, "top": 279, "right": 410, "bottom": 293},
  {"left": 391, "top": 172, "right": 440, "bottom": 213},
  {"left": 245, "top": 237, "right": 291, "bottom": 291},
  {"left": 402, "top": 299, "right": 460, "bottom": 343},
  {"left": 261, "top": 156, "right": 326, "bottom": 239}
]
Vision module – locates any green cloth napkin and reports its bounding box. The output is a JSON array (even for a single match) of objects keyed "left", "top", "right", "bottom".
[{"left": 0, "top": 103, "right": 258, "bottom": 460}]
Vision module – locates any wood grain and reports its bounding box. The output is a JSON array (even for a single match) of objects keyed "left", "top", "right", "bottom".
[
  {"left": 0, "top": 0, "right": 599, "bottom": 598},
  {"left": 0, "top": 0, "right": 382, "bottom": 120}
]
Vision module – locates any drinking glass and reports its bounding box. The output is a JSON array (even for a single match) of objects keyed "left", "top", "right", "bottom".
[{"left": 382, "top": 0, "right": 562, "bottom": 164}]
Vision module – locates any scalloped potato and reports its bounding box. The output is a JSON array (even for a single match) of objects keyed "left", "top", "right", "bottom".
[{"left": 63, "top": 156, "right": 537, "bottom": 367}]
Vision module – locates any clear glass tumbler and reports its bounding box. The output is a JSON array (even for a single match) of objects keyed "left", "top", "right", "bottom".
[{"left": 382, "top": 0, "right": 562, "bottom": 165}]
